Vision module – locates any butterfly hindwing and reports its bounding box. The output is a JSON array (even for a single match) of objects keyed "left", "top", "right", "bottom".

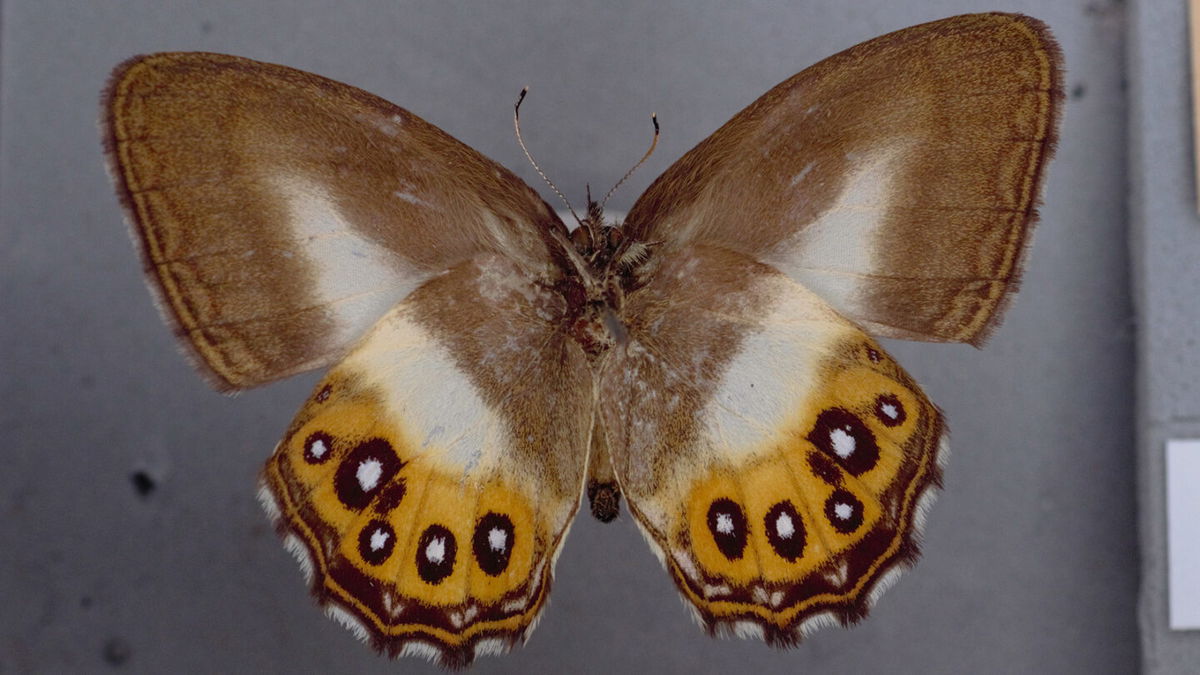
[
  {"left": 599, "top": 245, "right": 945, "bottom": 642},
  {"left": 623, "top": 13, "right": 1061, "bottom": 345},
  {"left": 259, "top": 253, "right": 592, "bottom": 667},
  {"left": 103, "top": 53, "right": 563, "bottom": 389}
]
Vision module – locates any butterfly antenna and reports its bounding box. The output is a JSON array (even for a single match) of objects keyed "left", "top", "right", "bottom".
[
  {"left": 600, "top": 112, "right": 659, "bottom": 212},
  {"left": 514, "top": 87, "right": 582, "bottom": 226}
]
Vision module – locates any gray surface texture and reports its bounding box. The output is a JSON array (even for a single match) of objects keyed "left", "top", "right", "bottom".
[
  {"left": 1130, "top": 0, "right": 1200, "bottom": 673},
  {"left": 0, "top": 1, "right": 1138, "bottom": 673}
]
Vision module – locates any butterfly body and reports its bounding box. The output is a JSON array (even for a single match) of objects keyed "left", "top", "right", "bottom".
[
  {"left": 103, "top": 12, "right": 1061, "bottom": 667},
  {"left": 552, "top": 209, "right": 638, "bottom": 360}
]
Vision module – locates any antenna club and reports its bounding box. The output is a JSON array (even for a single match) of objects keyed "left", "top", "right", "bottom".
[
  {"left": 513, "top": 86, "right": 581, "bottom": 225},
  {"left": 599, "top": 110, "right": 662, "bottom": 211}
]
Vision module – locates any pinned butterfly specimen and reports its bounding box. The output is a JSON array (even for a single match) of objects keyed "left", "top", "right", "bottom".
[{"left": 102, "top": 12, "right": 1061, "bottom": 668}]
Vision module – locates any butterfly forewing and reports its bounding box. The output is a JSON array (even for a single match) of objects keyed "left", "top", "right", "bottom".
[
  {"left": 104, "top": 53, "right": 564, "bottom": 389},
  {"left": 624, "top": 13, "right": 1062, "bottom": 345}
]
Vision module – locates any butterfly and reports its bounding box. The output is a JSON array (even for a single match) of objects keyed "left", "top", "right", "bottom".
[{"left": 102, "top": 12, "right": 1061, "bottom": 668}]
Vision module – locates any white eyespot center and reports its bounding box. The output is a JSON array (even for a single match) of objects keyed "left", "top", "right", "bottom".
[
  {"left": 830, "top": 428, "right": 856, "bottom": 458},
  {"left": 776, "top": 512, "right": 795, "bottom": 539},
  {"left": 488, "top": 527, "right": 507, "bottom": 552},
  {"left": 716, "top": 513, "right": 735, "bottom": 534},
  {"left": 370, "top": 529, "right": 390, "bottom": 551},
  {"left": 834, "top": 503, "right": 853, "bottom": 520},
  {"left": 881, "top": 403, "right": 899, "bottom": 419},
  {"left": 309, "top": 439, "right": 328, "bottom": 458},
  {"left": 426, "top": 537, "right": 446, "bottom": 564},
  {"left": 356, "top": 459, "right": 383, "bottom": 492}
]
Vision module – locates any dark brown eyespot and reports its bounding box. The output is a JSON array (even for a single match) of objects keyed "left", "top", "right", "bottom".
[
  {"left": 358, "top": 519, "right": 396, "bottom": 565},
  {"left": 302, "top": 431, "right": 334, "bottom": 464},
  {"left": 315, "top": 384, "right": 332, "bottom": 403},
  {"left": 808, "top": 408, "right": 880, "bottom": 476},
  {"left": 416, "top": 524, "right": 457, "bottom": 585},
  {"left": 874, "top": 394, "right": 906, "bottom": 427},
  {"left": 706, "top": 498, "right": 749, "bottom": 560},
  {"left": 824, "top": 489, "right": 865, "bottom": 534},
  {"left": 472, "top": 512, "right": 515, "bottom": 576},
  {"left": 333, "top": 439, "right": 402, "bottom": 510},
  {"left": 764, "top": 501, "right": 806, "bottom": 561}
]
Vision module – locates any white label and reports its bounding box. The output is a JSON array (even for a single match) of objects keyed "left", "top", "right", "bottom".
[{"left": 1167, "top": 439, "right": 1200, "bottom": 630}]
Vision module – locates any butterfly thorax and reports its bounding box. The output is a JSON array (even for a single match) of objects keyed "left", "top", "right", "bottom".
[{"left": 554, "top": 202, "right": 647, "bottom": 361}]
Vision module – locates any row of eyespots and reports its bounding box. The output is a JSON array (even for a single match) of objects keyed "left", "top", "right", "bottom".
[
  {"left": 301, "top": 432, "right": 519, "bottom": 582},
  {"left": 304, "top": 433, "right": 410, "bottom": 515},
  {"left": 705, "top": 491, "right": 866, "bottom": 563},
  {"left": 356, "top": 512, "right": 518, "bottom": 582},
  {"left": 701, "top": 390, "right": 903, "bottom": 561},
  {"left": 411, "top": 515, "right": 519, "bottom": 583},
  {"left": 414, "top": 514, "right": 517, "bottom": 583},
  {"left": 355, "top": 514, "right": 516, "bottom": 584},
  {"left": 806, "top": 394, "right": 907, "bottom": 476},
  {"left": 804, "top": 397, "right": 906, "bottom": 489}
]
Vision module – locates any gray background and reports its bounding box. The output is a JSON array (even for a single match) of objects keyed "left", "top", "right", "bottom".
[
  {"left": 1131, "top": 1, "right": 1200, "bottom": 673},
  {"left": 0, "top": 0, "right": 1159, "bottom": 673}
]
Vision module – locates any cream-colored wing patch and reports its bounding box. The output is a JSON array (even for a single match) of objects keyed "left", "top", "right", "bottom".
[
  {"left": 600, "top": 245, "right": 945, "bottom": 644},
  {"left": 261, "top": 255, "right": 591, "bottom": 668}
]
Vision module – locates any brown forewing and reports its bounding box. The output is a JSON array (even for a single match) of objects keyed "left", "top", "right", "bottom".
[
  {"left": 103, "top": 53, "right": 564, "bottom": 390},
  {"left": 624, "top": 13, "right": 1062, "bottom": 344}
]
